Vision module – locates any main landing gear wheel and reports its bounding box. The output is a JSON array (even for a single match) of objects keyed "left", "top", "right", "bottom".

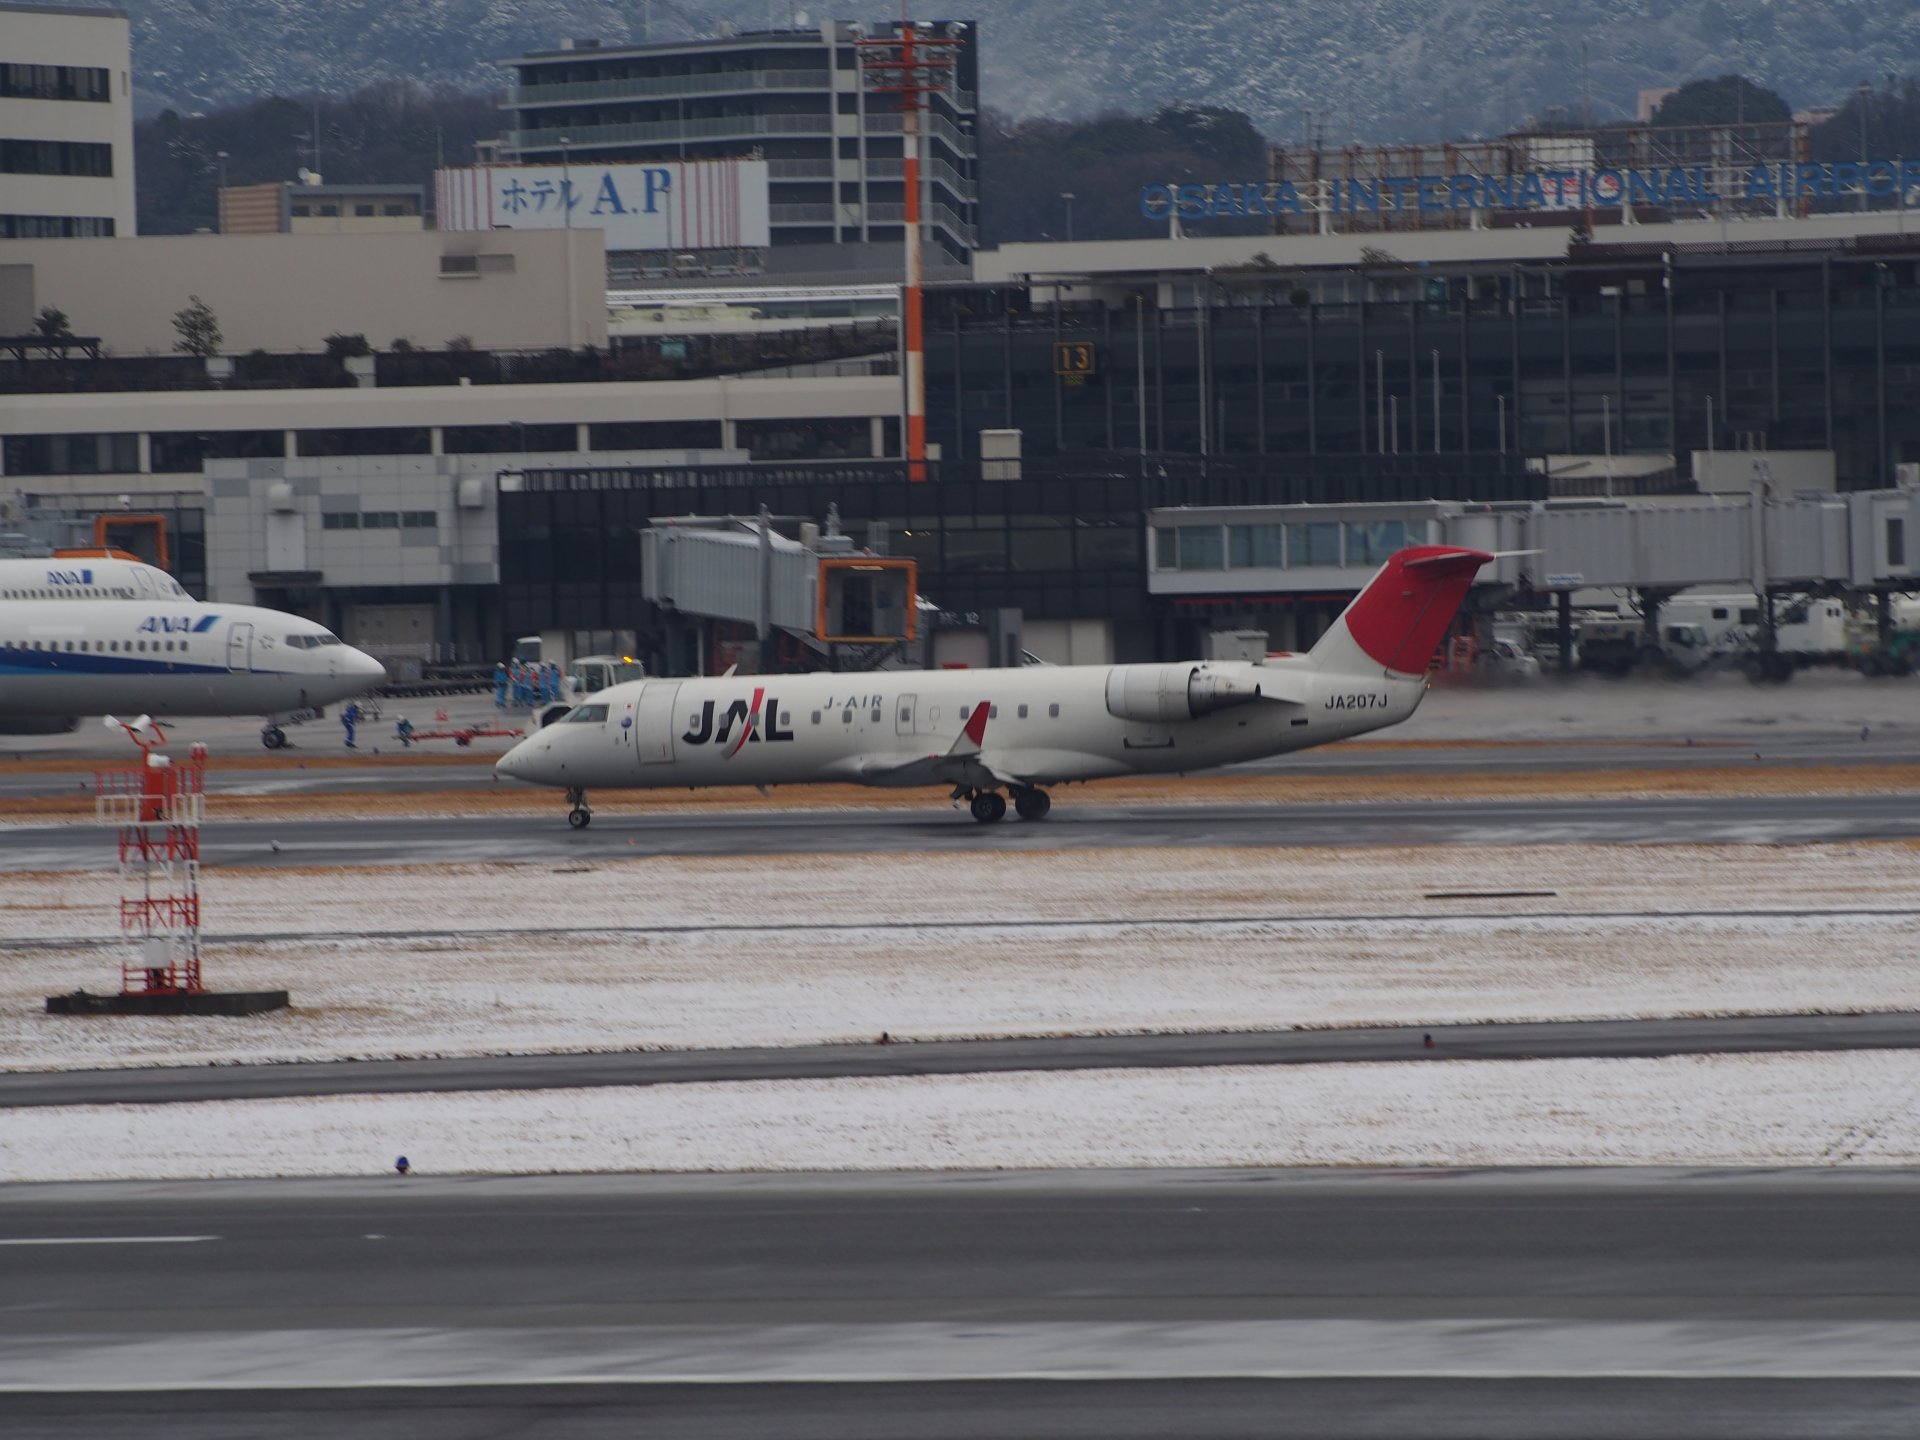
[
  {"left": 565, "top": 787, "right": 592, "bottom": 830},
  {"left": 1012, "top": 786, "right": 1052, "bottom": 821},
  {"left": 261, "top": 725, "right": 287, "bottom": 750},
  {"left": 969, "top": 790, "right": 1008, "bottom": 824}
]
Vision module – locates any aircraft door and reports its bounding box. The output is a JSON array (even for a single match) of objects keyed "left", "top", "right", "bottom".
[
  {"left": 226, "top": 621, "right": 254, "bottom": 672},
  {"left": 632, "top": 681, "right": 679, "bottom": 764},
  {"left": 895, "top": 692, "right": 917, "bottom": 737}
]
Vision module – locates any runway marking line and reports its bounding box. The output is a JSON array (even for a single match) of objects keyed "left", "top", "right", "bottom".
[{"left": 0, "top": 1244, "right": 219, "bottom": 1251}]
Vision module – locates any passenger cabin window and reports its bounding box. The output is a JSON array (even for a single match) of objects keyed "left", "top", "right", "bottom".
[
  {"left": 810, "top": 710, "right": 821, "bottom": 724},
  {"left": 566, "top": 704, "right": 609, "bottom": 723},
  {"left": 1018, "top": 704, "right": 1029, "bottom": 718},
  {"left": 1049, "top": 703, "right": 1060, "bottom": 718}
]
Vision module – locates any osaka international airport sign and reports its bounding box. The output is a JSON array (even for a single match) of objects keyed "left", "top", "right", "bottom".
[
  {"left": 437, "top": 159, "right": 771, "bottom": 249},
  {"left": 1140, "top": 160, "right": 1920, "bottom": 220}
]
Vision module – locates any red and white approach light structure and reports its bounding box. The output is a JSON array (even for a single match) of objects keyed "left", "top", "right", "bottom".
[
  {"left": 95, "top": 718, "right": 207, "bottom": 996},
  {"left": 856, "top": 11, "right": 962, "bottom": 483}
]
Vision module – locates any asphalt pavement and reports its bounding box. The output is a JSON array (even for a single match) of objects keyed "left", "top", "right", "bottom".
[
  {"left": 6, "top": 1011, "right": 1918, "bottom": 1108},
  {"left": 4, "top": 790, "right": 1917, "bottom": 870},
  {"left": 5, "top": 1170, "right": 1920, "bottom": 1437}
]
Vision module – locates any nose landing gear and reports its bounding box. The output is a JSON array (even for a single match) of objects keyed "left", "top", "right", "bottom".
[{"left": 565, "top": 786, "right": 593, "bottom": 829}]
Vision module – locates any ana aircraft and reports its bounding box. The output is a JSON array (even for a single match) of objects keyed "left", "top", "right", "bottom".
[
  {"left": 497, "top": 545, "right": 1491, "bottom": 826},
  {"left": 0, "top": 556, "right": 387, "bottom": 746}
]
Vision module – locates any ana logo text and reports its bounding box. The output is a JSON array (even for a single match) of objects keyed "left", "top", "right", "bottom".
[
  {"left": 138, "top": 615, "right": 219, "bottom": 634},
  {"left": 1324, "top": 691, "right": 1390, "bottom": 711},
  {"left": 683, "top": 690, "right": 796, "bottom": 756},
  {"left": 45, "top": 569, "right": 93, "bottom": 585}
]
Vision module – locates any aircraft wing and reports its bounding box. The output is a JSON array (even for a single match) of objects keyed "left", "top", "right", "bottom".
[{"left": 852, "top": 698, "right": 1027, "bottom": 789}]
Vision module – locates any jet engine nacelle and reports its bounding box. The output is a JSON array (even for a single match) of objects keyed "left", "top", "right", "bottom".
[{"left": 1103, "top": 663, "right": 1266, "bottom": 724}]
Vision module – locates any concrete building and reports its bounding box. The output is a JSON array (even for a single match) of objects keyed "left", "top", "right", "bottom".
[
  {"left": 497, "top": 19, "right": 980, "bottom": 270},
  {"left": 0, "top": 228, "right": 604, "bottom": 353},
  {"left": 218, "top": 181, "right": 426, "bottom": 236},
  {"left": 0, "top": 2, "right": 134, "bottom": 239}
]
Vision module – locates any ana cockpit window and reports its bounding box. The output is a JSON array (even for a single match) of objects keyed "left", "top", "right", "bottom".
[{"left": 566, "top": 704, "right": 610, "bottom": 723}]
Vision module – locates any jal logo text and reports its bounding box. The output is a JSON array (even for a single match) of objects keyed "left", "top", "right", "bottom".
[
  {"left": 1324, "top": 691, "right": 1390, "bottom": 711},
  {"left": 682, "top": 693, "right": 796, "bottom": 751}
]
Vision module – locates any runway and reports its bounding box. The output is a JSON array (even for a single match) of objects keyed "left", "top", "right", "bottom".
[
  {"left": 5, "top": 1170, "right": 1920, "bottom": 1437},
  {"left": 4, "top": 791, "right": 1920, "bottom": 870},
  {"left": 6, "top": 1010, "right": 1919, "bottom": 1108}
]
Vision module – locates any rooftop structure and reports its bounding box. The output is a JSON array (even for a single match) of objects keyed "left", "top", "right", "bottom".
[
  {"left": 0, "top": 2, "right": 134, "bottom": 239},
  {"left": 495, "top": 19, "right": 980, "bottom": 274}
]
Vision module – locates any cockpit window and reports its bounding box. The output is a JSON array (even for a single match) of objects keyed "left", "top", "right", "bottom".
[{"left": 565, "top": 704, "right": 610, "bottom": 723}]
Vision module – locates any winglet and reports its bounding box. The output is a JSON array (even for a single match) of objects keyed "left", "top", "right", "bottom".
[{"left": 948, "top": 699, "right": 991, "bottom": 755}]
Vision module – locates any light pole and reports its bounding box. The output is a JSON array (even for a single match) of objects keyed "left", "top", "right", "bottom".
[
  {"left": 1061, "top": 191, "right": 1075, "bottom": 244},
  {"left": 1858, "top": 82, "right": 1872, "bottom": 212},
  {"left": 214, "top": 151, "right": 228, "bottom": 231},
  {"left": 559, "top": 137, "right": 575, "bottom": 351}
]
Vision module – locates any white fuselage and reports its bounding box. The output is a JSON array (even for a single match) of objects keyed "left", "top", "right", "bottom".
[
  {"left": 0, "top": 593, "right": 387, "bottom": 719},
  {"left": 496, "top": 661, "right": 1427, "bottom": 794}
]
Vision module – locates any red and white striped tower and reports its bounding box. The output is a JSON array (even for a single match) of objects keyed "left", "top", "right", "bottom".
[
  {"left": 95, "top": 720, "right": 207, "bottom": 996},
  {"left": 857, "top": 10, "right": 961, "bottom": 483}
]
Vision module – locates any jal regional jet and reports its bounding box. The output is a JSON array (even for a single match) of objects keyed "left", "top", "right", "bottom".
[{"left": 496, "top": 544, "right": 1492, "bottom": 826}]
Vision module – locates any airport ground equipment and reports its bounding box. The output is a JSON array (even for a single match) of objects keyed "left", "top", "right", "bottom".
[{"left": 394, "top": 713, "right": 526, "bottom": 748}]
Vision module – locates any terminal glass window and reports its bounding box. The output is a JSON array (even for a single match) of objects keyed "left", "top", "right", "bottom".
[
  {"left": 1228, "top": 523, "right": 1284, "bottom": 568},
  {"left": 1177, "top": 525, "right": 1225, "bottom": 571},
  {"left": 1286, "top": 521, "right": 1342, "bottom": 567},
  {"left": 1345, "top": 520, "right": 1411, "bottom": 566},
  {"left": 1153, "top": 528, "right": 1178, "bottom": 569},
  {"left": 1, "top": 433, "right": 137, "bottom": 475},
  {"left": 1890, "top": 517, "right": 1906, "bottom": 569}
]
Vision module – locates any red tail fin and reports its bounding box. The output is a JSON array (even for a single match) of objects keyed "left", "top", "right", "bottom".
[{"left": 1325, "top": 546, "right": 1492, "bottom": 675}]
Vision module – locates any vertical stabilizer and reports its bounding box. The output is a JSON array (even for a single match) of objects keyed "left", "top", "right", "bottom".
[{"left": 1306, "top": 546, "right": 1493, "bottom": 677}]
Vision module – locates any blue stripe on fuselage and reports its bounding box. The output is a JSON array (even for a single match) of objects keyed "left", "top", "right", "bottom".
[{"left": 0, "top": 651, "right": 284, "bottom": 678}]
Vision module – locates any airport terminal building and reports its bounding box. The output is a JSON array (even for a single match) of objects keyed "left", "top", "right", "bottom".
[{"left": 6, "top": 100, "right": 1920, "bottom": 668}]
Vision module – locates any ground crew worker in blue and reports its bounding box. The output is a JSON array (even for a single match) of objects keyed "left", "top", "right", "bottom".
[
  {"left": 509, "top": 659, "right": 526, "bottom": 708},
  {"left": 341, "top": 700, "right": 360, "bottom": 749},
  {"left": 546, "top": 660, "right": 563, "bottom": 704},
  {"left": 493, "top": 661, "right": 508, "bottom": 709}
]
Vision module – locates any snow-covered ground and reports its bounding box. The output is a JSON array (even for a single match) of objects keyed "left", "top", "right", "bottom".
[
  {"left": 6, "top": 842, "right": 1919, "bottom": 1181},
  {"left": 4, "top": 845, "right": 1917, "bottom": 1070},
  {"left": 6, "top": 1052, "right": 1920, "bottom": 1182}
]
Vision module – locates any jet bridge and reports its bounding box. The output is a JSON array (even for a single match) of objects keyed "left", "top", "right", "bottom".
[{"left": 640, "top": 511, "right": 916, "bottom": 673}]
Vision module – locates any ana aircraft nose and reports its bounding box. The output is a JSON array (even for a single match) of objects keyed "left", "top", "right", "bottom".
[{"left": 345, "top": 646, "right": 388, "bottom": 684}]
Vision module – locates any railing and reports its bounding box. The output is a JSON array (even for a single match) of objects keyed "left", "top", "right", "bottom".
[
  {"left": 861, "top": 109, "right": 975, "bottom": 156},
  {"left": 768, "top": 158, "right": 834, "bottom": 179},
  {"left": 506, "top": 69, "right": 830, "bottom": 106},
  {"left": 864, "top": 155, "right": 974, "bottom": 198},
  {"left": 509, "top": 111, "right": 832, "bottom": 150},
  {"left": 770, "top": 203, "right": 836, "bottom": 224}
]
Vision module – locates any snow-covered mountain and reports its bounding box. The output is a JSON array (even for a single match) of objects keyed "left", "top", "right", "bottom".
[{"left": 127, "top": 0, "right": 1919, "bottom": 142}]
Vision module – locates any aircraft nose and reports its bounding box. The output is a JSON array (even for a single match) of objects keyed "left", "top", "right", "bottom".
[
  {"left": 347, "top": 647, "right": 387, "bottom": 683},
  {"left": 496, "top": 735, "right": 541, "bottom": 783}
]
